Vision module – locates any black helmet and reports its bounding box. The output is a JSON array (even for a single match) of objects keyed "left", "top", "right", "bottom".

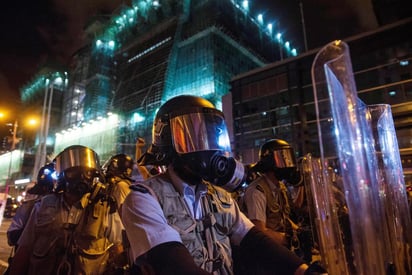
[
  {"left": 103, "top": 154, "right": 134, "bottom": 179},
  {"left": 55, "top": 145, "right": 102, "bottom": 195},
  {"left": 28, "top": 162, "right": 56, "bottom": 195},
  {"left": 138, "top": 95, "right": 230, "bottom": 166},
  {"left": 257, "top": 139, "right": 302, "bottom": 186},
  {"left": 258, "top": 139, "right": 296, "bottom": 170},
  {"left": 139, "top": 95, "right": 244, "bottom": 192}
]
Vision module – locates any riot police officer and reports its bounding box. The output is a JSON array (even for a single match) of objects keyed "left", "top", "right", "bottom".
[
  {"left": 104, "top": 153, "right": 135, "bottom": 214},
  {"left": 9, "top": 145, "right": 122, "bottom": 274},
  {"left": 121, "top": 95, "right": 326, "bottom": 274},
  {"left": 104, "top": 153, "right": 135, "bottom": 272},
  {"left": 243, "top": 139, "right": 315, "bottom": 264},
  {"left": 244, "top": 139, "right": 300, "bottom": 245}
]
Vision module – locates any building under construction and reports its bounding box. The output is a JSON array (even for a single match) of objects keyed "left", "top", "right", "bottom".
[{"left": 56, "top": 0, "right": 298, "bottom": 158}]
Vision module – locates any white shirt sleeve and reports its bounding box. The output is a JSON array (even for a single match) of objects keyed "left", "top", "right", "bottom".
[
  {"left": 244, "top": 184, "right": 267, "bottom": 223},
  {"left": 121, "top": 188, "right": 182, "bottom": 261},
  {"left": 230, "top": 200, "right": 255, "bottom": 246},
  {"left": 112, "top": 180, "right": 131, "bottom": 211}
]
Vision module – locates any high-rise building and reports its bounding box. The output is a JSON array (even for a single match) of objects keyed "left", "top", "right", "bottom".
[{"left": 56, "top": 0, "right": 299, "bottom": 158}]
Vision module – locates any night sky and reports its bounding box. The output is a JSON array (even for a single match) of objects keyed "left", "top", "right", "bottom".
[
  {"left": 0, "top": 0, "right": 126, "bottom": 112},
  {"left": 0, "top": 0, "right": 377, "bottom": 115}
]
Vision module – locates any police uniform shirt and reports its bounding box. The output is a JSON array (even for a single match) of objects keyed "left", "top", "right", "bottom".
[
  {"left": 107, "top": 177, "right": 132, "bottom": 244},
  {"left": 244, "top": 174, "right": 286, "bottom": 225},
  {"left": 111, "top": 178, "right": 131, "bottom": 212},
  {"left": 121, "top": 164, "right": 254, "bottom": 262}
]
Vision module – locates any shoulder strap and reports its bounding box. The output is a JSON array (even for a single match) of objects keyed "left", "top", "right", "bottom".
[
  {"left": 130, "top": 182, "right": 159, "bottom": 201},
  {"left": 200, "top": 184, "right": 231, "bottom": 272}
]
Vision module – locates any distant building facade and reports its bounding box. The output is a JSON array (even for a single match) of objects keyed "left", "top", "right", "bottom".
[{"left": 229, "top": 18, "right": 412, "bottom": 185}]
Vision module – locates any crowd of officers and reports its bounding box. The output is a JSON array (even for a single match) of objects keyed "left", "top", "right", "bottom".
[{"left": 5, "top": 95, "right": 327, "bottom": 275}]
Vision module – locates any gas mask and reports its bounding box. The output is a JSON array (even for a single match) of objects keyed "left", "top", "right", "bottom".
[
  {"left": 256, "top": 139, "right": 303, "bottom": 186},
  {"left": 174, "top": 151, "right": 245, "bottom": 192},
  {"left": 170, "top": 109, "right": 245, "bottom": 192},
  {"left": 61, "top": 167, "right": 100, "bottom": 196},
  {"left": 274, "top": 167, "right": 302, "bottom": 186}
]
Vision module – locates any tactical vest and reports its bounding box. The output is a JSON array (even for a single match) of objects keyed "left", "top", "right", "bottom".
[
  {"left": 253, "top": 176, "right": 291, "bottom": 232},
  {"left": 144, "top": 173, "right": 234, "bottom": 275},
  {"left": 29, "top": 193, "right": 113, "bottom": 275}
]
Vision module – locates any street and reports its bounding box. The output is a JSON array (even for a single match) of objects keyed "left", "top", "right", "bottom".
[{"left": 0, "top": 218, "right": 12, "bottom": 273}]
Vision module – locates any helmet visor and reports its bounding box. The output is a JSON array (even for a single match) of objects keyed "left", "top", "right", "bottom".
[
  {"left": 55, "top": 146, "right": 100, "bottom": 174},
  {"left": 272, "top": 148, "right": 297, "bottom": 168},
  {"left": 170, "top": 112, "right": 231, "bottom": 154}
]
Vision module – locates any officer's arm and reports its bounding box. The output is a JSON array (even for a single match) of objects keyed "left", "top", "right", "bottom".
[
  {"left": 9, "top": 202, "right": 39, "bottom": 274},
  {"left": 123, "top": 184, "right": 208, "bottom": 274},
  {"left": 6, "top": 202, "right": 31, "bottom": 246},
  {"left": 7, "top": 229, "right": 23, "bottom": 246},
  {"left": 244, "top": 186, "right": 288, "bottom": 246},
  {"left": 137, "top": 241, "right": 210, "bottom": 275},
  {"left": 9, "top": 245, "right": 31, "bottom": 274},
  {"left": 240, "top": 226, "right": 319, "bottom": 275},
  {"left": 251, "top": 219, "right": 288, "bottom": 246}
]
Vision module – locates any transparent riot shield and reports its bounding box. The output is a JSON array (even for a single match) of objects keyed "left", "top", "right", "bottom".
[{"left": 306, "top": 40, "right": 412, "bottom": 275}]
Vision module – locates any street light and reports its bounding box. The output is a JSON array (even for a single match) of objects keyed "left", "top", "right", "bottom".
[
  {"left": 0, "top": 112, "right": 38, "bottom": 223},
  {"left": 0, "top": 114, "right": 39, "bottom": 174},
  {"left": 8, "top": 120, "right": 19, "bottom": 151},
  {"left": 1, "top": 115, "right": 39, "bottom": 151}
]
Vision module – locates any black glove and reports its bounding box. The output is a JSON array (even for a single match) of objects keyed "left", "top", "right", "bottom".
[{"left": 304, "top": 261, "right": 328, "bottom": 275}]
